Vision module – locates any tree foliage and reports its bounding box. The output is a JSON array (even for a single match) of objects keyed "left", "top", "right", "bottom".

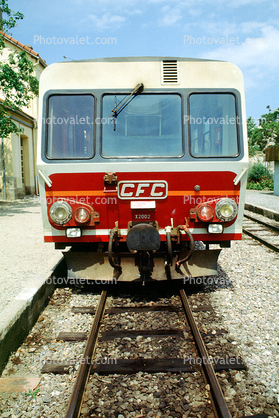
[
  {"left": 0, "top": 0, "right": 39, "bottom": 139},
  {"left": 247, "top": 109, "right": 279, "bottom": 156},
  {"left": 0, "top": 0, "right": 24, "bottom": 33},
  {"left": 247, "top": 162, "right": 274, "bottom": 190}
]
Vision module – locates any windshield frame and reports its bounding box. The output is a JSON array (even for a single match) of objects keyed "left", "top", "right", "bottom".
[{"left": 40, "top": 88, "right": 244, "bottom": 164}]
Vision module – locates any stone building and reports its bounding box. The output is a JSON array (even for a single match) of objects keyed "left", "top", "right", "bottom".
[{"left": 0, "top": 33, "right": 47, "bottom": 200}]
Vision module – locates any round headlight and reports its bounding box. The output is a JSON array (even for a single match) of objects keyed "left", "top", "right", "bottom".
[
  {"left": 215, "top": 198, "right": 238, "bottom": 222},
  {"left": 74, "top": 207, "right": 90, "bottom": 224},
  {"left": 197, "top": 204, "right": 214, "bottom": 222},
  {"left": 49, "top": 201, "right": 72, "bottom": 225}
]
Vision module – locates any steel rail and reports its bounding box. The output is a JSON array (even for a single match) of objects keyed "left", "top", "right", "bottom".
[
  {"left": 242, "top": 228, "right": 279, "bottom": 252},
  {"left": 243, "top": 215, "right": 279, "bottom": 253},
  {"left": 65, "top": 290, "right": 108, "bottom": 418},
  {"left": 179, "top": 289, "right": 232, "bottom": 418},
  {"left": 244, "top": 213, "right": 279, "bottom": 233}
]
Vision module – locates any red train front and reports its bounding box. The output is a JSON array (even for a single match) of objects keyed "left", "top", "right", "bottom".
[{"left": 37, "top": 57, "right": 248, "bottom": 283}]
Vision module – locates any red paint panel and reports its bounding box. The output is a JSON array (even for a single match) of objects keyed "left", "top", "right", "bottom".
[
  {"left": 44, "top": 171, "right": 241, "bottom": 242},
  {"left": 46, "top": 171, "right": 239, "bottom": 192}
]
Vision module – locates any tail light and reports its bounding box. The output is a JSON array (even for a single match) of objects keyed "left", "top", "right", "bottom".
[
  {"left": 197, "top": 204, "right": 214, "bottom": 222},
  {"left": 74, "top": 207, "right": 91, "bottom": 224}
]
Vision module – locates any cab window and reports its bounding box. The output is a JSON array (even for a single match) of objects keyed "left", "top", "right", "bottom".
[
  {"left": 102, "top": 94, "right": 183, "bottom": 158},
  {"left": 46, "top": 94, "right": 94, "bottom": 159},
  {"left": 189, "top": 93, "right": 239, "bottom": 158}
]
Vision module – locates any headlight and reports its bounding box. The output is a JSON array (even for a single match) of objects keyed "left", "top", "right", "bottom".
[
  {"left": 74, "top": 207, "right": 90, "bottom": 224},
  {"left": 49, "top": 201, "right": 72, "bottom": 225},
  {"left": 215, "top": 198, "right": 238, "bottom": 222}
]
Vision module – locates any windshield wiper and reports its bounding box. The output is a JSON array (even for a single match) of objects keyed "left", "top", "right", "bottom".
[{"left": 110, "top": 83, "right": 144, "bottom": 130}]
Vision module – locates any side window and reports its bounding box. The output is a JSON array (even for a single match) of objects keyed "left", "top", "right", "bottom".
[
  {"left": 189, "top": 93, "right": 239, "bottom": 158},
  {"left": 46, "top": 95, "right": 94, "bottom": 159}
]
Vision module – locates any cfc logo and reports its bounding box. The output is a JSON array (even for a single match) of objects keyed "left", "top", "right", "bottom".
[{"left": 118, "top": 181, "right": 168, "bottom": 200}]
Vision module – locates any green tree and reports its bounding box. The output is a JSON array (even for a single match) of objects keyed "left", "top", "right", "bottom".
[
  {"left": 247, "top": 116, "right": 260, "bottom": 156},
  {"left": 247, "top": 109, "right": 279, "bottom": 155},
  {"left": 0, "top": 0, "right": 39, "bottom": 139}
]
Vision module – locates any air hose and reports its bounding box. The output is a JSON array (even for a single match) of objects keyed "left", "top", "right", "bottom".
[
  {"left": 108, "top": 229, "right": 122, "bottom": 272},
  {"left": 176, "top": 225, "right": 195, "bottom": 268}
]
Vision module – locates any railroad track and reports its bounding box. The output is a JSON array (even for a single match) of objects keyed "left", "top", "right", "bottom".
[
  {"left": 243, "top": 211, "right": 279, "bottom": 252},
  {"left": 41, "top": 288, "right": 267, "bottom": 418}
]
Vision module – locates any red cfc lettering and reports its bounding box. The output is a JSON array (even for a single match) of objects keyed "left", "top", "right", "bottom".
[{"left": 118, "top": 180, "right": 168, "bottom": 200}]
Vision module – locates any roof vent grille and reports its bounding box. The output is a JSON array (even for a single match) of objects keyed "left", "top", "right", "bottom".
[{"left": 161, "top": 60, "right": 179, "bottom": 84}]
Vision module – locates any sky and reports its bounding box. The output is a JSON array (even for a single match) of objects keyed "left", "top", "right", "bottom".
[{"left": 6, "top": 0, "right": 279, "bottom": 121}]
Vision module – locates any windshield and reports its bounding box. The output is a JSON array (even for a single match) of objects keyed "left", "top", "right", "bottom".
[
  {"left": 102, "top": 94, "right": 183, "bottom": 158},
  {"left": 189, "top": 93, "right": 239, "bottom": 158},
  {"left": 46, "top": 94, "right": 94, "bottom": 159}
]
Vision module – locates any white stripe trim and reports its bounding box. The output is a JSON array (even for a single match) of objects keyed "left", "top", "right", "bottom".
[{"left": 44, "top": 226, "right": 242, "bottom": 237}]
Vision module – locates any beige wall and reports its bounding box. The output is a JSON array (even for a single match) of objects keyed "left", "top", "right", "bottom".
[
  {"left": 0, "top": 116, "right": 36, "bottom": 199},
  {"left": 0, "top": 37, "right": 46, "bottom": 200}
]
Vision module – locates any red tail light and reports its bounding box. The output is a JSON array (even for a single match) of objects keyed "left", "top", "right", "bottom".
[
  {"left": 197, "top": 204, "right": 214, "bottom": 222},
  {"left": 74, "top": 207, "right": 91, "bottom": 224}
]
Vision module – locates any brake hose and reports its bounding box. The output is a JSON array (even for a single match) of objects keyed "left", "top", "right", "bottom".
[
  {"left": 108, "top": 229, "right": 122, "bottom": 272},
  {"left": 176, "top": 225, "right": 195, "bottom": 268}
]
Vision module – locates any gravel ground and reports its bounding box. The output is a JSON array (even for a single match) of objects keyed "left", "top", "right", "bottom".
[
  {"left": 208, "top": 236, "right": 279, "bottom": 417},
  {"left": 0, "top": 196, "right": 60, "bottom": 280},
  {"left": 0, "top": 199, "right": 278, "bottom": 417},
  {"left": 0, "top": 197, "right": 61, "bottom": 312}
]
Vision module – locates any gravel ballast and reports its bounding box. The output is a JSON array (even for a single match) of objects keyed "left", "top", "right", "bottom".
[{"left": 0, "top": 199, "right": 278, "bottom": 417}]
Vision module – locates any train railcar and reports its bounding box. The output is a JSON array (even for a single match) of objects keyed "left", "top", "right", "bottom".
[{"left": 37, "top": 57, "right": 248, "bottom": 283}]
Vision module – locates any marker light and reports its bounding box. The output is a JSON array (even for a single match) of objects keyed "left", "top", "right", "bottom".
[
  {"left": 66, "top": 228, "right": 82, "bottom": 238},
  {"left": 197, "top": 204, "right": 214, "bottom": 222},
  {"left": 215, "top": 198, "right": 238, "bottom": 222},
  {"left": 74, "top": 207, "right": 90, "bottom": 224},
  {"left": 49, "top": 201, "right": 72, "bottom": 225},
  {"left": 208, "top": 224, "right": 224, "bottom": 234}
]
